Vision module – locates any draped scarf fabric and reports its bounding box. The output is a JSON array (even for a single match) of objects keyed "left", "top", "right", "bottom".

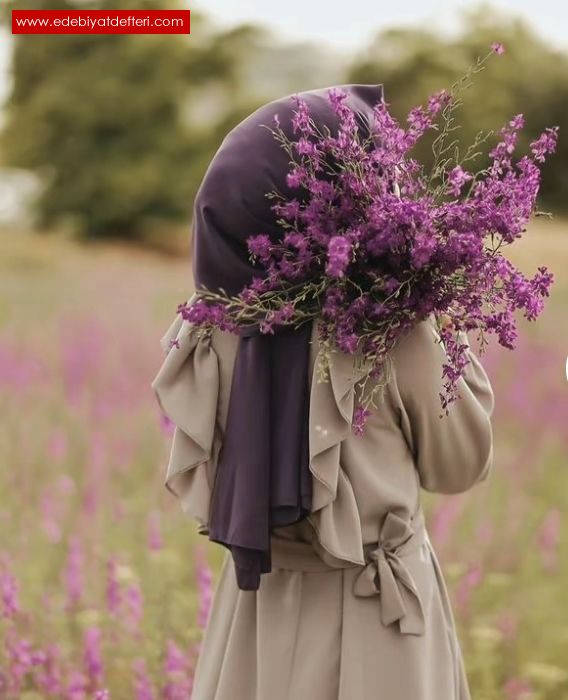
[{"left": 191, "top": 84, "right": 384, "bottom": 590}]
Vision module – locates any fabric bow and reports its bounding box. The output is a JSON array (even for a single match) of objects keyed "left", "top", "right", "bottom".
[{"left": 352, "top": 511, "right": 426, "bottom": 636}]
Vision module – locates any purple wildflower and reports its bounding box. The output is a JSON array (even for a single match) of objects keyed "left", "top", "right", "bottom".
[
  {"left": 447, "top": 165, "right": 473, "bottom": 196},
  {"left": 530, "top": 126, "right": 559, "bottom": 163},
  {"left": 427, "top": 89, "right": 450, "bottom": 115},
  {"left": 35, "top": 643, "right": 64, "bottom": 696},
  {"left": 66, "top": 669, "right": 89, "bottom": 700},
  {"left": 411, "top": 232, "right": 437, "bottom": 269},
  {"left": 132, "top": 658, "right": 155, "bottom": 700},
  {"left": 352, "top": 404, "right": 372, "bottom": 436},
  {"left": 271, "top": 303, "right": 296, "bottom": 326},
  {"left": 247, "top": 233, "right": 272, "bottom": 262},
  {"left": 326, "top": 236, "right": 352, "bottom": 278},
  {"left": 64, "top": 536, "right": 84, "bottom": 611},
  {"left": 531, "top": 266, "right": 554, "bottom": 298},
  {"left": 274, "top": 198, "right": 301, "bottom": 219},
  {"left": 162, "top": 640, "right": 192, "bottom": 700},
  {"left": 509, "top": 113, "right": 525, "bottom": 130},
  {"left": 491, "top": 42, "right": 505, "bottom": 55},
  {"left": 105, "top": 557, "right": 121, "bottom": 616},
  {"left": 290, "top": 96, "right": 311, "bottom": 133},
  {"left": 124, "top": 582, "right": 144, "bottom": 637},
  {"left": 183, "top": 52, "right": 557, "bottom": 427},
  {"left": 294, "top": 137, "right": 319, "bottom": 157},
  {"left": 503, "top": 677, "right": 532, "bottom": 700},
  {"left": 337, "top": 331, "right": 359, "bottom": 354},
  {"left": 327, "top": 87, "right": 348, "bottom": 113},
  {"left": 0, "top": 567, "right": 20, "bottom": 618},
  {"left": 406, "top": 105, "right": 433, "bottom": 136},
  {"left": 455, "top": 563, "right": 483, "bottom": 614},
  {"left": 83, "top": 627, "right": 104, "bottom": 689},
  {"left": 178, "top": 298, "right": 235, "bottom": 333}
]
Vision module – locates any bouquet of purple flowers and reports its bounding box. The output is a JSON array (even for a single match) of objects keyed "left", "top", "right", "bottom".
[{"left": 181, "top": 45, "right": 558, "bottom": 433}]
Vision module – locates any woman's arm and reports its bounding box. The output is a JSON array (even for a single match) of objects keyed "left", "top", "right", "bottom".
[{"left": 389, "top": 316, "right": 495, "bottom": 494}]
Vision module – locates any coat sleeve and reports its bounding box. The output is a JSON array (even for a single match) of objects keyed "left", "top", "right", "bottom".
[
  {"left": 388, "top": 315, "right": 495, "bottom": 494},
  {"left": 150, "top": 307, "right": 239, "bottom": 535}
]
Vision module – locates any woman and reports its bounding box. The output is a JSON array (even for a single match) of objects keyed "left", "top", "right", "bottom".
[{"left": 152, "top": 84, "right": 494, "bottom": 700}]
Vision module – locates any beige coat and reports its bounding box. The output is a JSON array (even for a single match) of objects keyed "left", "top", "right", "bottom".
[{"left": 152, "top": 301, "right": 494, "bottom": 700}]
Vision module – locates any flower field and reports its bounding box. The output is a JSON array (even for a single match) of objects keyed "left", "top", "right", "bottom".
[{"left": 0, "top": 222, "right": 567, "bottom": 699}]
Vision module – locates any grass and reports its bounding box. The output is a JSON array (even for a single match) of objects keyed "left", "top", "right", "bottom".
[{"left": 0, "top": 217, "right": 566, "bottom": 699}]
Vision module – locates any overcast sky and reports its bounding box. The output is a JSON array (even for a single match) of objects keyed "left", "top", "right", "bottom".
[
  {"left": 1, "top": 1, "right": 567, "bottom": 107},
  {"left": 191, "top": 0, "right": 568, "bottom": 51}
]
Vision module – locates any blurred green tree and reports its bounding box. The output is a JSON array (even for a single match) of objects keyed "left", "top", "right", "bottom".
[
  {"left": 1, "top": 0, "right": 241, "bottom": 240},
  {"left": 2, "top": 3, "right": 565, "bottom": 239},
  {"left": 347, "top": 7, "right": 567, "bottom": 210}
]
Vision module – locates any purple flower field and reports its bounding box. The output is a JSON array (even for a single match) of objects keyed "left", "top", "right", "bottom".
[{"left": 0, "top": 223, "right": 567, "bottom": 699}]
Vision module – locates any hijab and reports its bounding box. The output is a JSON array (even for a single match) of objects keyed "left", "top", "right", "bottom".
[{"left": 191, "top": 84, "right": 384, "bottom": 590}]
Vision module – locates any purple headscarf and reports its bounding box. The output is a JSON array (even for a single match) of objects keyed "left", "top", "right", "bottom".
[{"left": 191, "top": 84, "right": 384, "bottom": 590}]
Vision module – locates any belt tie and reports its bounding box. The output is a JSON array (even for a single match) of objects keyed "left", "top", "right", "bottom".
[
  {"left": 270, "top": 508, "right": 428, "bottom": 637},
  {"left": 353, "top": 510, "right": 426, "bottom": 636}
]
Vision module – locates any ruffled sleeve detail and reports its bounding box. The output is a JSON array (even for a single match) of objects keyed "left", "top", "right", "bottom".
[
  {"left": 307, "top": 323, "right": 367, "bottom": 566},
  {"left": 152, "top": 311, "right": 369, "bottom": 567},
  {"left": 151, "top": 306, "right": 221, "bottom": 535}
]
